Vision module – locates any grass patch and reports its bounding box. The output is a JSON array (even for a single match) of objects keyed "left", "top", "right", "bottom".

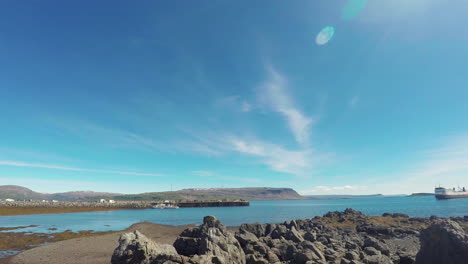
[{"left": 0, "top": 207, "right": 130, "bottom": 216}]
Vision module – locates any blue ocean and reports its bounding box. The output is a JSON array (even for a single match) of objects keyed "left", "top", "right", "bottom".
[{"left": 2, "top": 196, "right": 468, "bottom": 234}]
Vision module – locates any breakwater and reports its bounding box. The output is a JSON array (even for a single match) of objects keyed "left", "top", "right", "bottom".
[{"left": 176, "top": 200, "right": 249, "bottom": 208}]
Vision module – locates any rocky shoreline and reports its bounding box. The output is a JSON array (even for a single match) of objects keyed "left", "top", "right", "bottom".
[{"left": 112, "top": 208, "right": 468, "bottom": 264}]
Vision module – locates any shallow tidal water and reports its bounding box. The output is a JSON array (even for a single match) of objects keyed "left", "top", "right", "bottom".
[{"left": 1, "top": 196, "right": 468, "bottom": 234}]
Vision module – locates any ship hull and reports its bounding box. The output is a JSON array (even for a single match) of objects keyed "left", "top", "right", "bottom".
[{"left": 435, "top": 194, "right": 468, "bottom": 200}]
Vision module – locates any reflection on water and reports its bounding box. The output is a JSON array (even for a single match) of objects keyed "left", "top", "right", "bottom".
[
  {"left": 1, "top": 196, "right": 467, "bottom": 234},
  {"left": 0, "top": 250, "right": 21, "bottom": 259}
]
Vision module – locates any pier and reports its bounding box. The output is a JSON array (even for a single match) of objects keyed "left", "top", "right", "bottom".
[{"left": 175, "top": 200, "right": 249, "bottom": 208}]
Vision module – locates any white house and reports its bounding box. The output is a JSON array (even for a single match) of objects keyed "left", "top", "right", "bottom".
[
  {"left": 52, "top": 200, "right": 58, "bottom": 203},
  {"left": 109, "top": 200, "right": 116, "bottom": 204},
  {"left": 99, "top": 199, "right": 107, "bottom": 203},
  {"left": 5, "top": 198, "right": 15, "bottom": 202}
]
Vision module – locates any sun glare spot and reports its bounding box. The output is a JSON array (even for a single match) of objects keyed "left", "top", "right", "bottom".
[{"left": 315, "top": 26, "right": 335, "bottom": 46}]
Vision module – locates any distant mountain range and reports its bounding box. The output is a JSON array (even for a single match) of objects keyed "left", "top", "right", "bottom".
[
  {"left": 0, "top": 185, "right": 414, "bottom": 202},
  {"left": 408, "top": 193, "right": 434, "bottom": 197},
  {"left": 0, "top": 185, "right": 119, "bottom": 201},
  {"left": 0, "top": 186, "right": 303, "bottom": 201}
]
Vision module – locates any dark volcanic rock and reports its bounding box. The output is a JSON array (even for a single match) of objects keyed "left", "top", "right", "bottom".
[
  {"left": 415, "top": 219, "right": 468, "bottom": 264},
  {"left": 285, "top": 226, "right": 304, "bottom": 242},
  {"left": 364, "top": 236, "right": 390, "bottom": 256},
  {"left": 363, "top": 254, "right": 393, "bottom": 264},
  {"left": 174, "top": 215, "right": 246, "bottom": 264},
  {"left": 112, "top": 209, "right": 454, "bottom": 264},
  {"left": 111, "top": 230, "right": 183, "bottom": 264}
]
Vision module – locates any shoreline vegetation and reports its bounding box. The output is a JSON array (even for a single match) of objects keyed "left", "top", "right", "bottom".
[
  {"left": 0, "top": 200, "right": 249, "bottom": 216},
  {"left": 5, "top": 209, "right": 468, "bottom": 264},
  {"left": 0, "top": 201, "right": 151, "bottom": 216}
]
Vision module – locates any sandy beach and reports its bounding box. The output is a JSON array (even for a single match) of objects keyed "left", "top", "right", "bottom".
[{"left": 8, "top": 222, "right": 198, "bottom": 264}]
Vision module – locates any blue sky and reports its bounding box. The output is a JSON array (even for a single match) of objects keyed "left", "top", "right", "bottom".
[{"left": 1, "top": 0, "right": 468, "bottom": 194}]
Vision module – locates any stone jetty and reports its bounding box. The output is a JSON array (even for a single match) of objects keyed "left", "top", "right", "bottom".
[
  {"left": 111, "top": 209, "right": 468, "bottom": 264},
  {"left": 177, "top": 200, "right": 249, "bottom": 208}
]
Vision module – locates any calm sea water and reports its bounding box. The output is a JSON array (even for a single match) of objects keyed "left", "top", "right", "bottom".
[{"left": 1, "top": 196, "right": 468, "bottom": 234}]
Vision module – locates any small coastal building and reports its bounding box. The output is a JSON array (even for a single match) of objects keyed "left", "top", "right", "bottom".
[
  {"left": 99, "top": 199, "right": 107, "bottom": 203},
  {"left": 52, "top": 200, "right": 58, "bottom": 203},
  {"left": 108, "top": 200, "right": 116, "bottom": 204},
  {"left": 5, "top": 198, "right": 15, "bottom": 202}
]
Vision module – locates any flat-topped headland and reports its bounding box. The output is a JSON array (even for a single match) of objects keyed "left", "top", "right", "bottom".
[
  {"left": 0, "top": 200, "right": 250, "bottom": 216},
  {"left": 8, "top": 209, "right": 468, "bottom": 264}
]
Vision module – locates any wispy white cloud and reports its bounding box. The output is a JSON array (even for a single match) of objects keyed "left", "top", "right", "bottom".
[
  {"left": 349, "top": 96, "right": 359, "bottom": 107},
  {"left": 299, "top": 185, "right": 368, "bottom": 195},
  {"left": 0, "top": 160, "right": 164, "bottom": 177},
  {"left": 364, "top": 134, "right": 468, "bottom": 195},
  {"left": 191, "top": 170, "right": 262, "bottom": 184},
  {"left": 259, "top": 65, "right": 315, "bottom": 146},
  {"left": 402, "top": 136, "right": 468, "bottom": 185},
  {"left": 295, "top": 135, "right": 468, "bottom": 195},
  {"left": 192, "top": 170, "right": 216, "bottom": 177},
  {"left": 363, "top": 0, "right": 438, "bottom": 22},
  {"left": 215, "top": 95, "right": 252, "bottom": 113},
  {"left": 176, "top": 141, "right": 224, "bottom": 156},
  {"left": 229, "top": 137, "right": 332, "bottom": 176},
  {"left": 44, "top": 117, "right": 167, "bottom": 152},
  {"left": 241, "top": 101, "right": 252, "bottom": 112}
]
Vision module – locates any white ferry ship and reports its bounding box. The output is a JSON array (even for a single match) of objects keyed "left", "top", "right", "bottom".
[{"left": 434, "top": 186, "right": 468, "bottom": 200}]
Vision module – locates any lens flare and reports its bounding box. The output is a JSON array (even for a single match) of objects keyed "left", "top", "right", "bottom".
[
  {"left": 342, "top": 0, "right": 367, "bottom": 20},
  {"left": 315, "top": 26, "right": 335, "bottom": 46}
]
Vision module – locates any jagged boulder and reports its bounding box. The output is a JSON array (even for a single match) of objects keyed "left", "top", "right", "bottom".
[
  {"left": 239, "top": 223, "right": 270, "bottom": 238},
  {"left": 111, "top": 230, "right": 183, "bottom": 264},
  {"left": 174, "top": 215, "right": 246, "bottom": 264},
  {"left": 415, "top": 219, "right": 468, "bottom": 264},
  {"left": 285, "top": 226, "right": 304, "bottom": 242},
  {"left": 235, "top": 229, "right": 259, "bottom": 248},
  {"left": 363, "top": 236, "right": 390, "bottom": 256}
]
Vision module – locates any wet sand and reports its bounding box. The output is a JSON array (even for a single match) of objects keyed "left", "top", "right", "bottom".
[
  {"left": 8, "top": 222, "right": 198, "bottom": 264},
  {"left": 0, "top": 228, "right": 115, "bottom": 264}
]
